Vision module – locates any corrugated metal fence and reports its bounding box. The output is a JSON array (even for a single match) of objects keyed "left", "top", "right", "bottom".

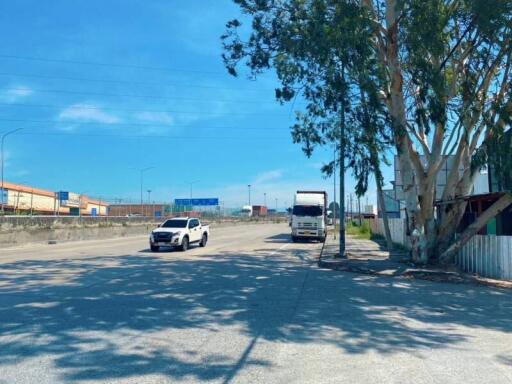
[
  {"left": 371, "top": 218, "right": 409, "bottom": 248},
  {"left": 457, "top": 235, "right": 512, "bottom": 281},
  {"left": 370, "top": 218, "right": 512, "bottom": 281}
]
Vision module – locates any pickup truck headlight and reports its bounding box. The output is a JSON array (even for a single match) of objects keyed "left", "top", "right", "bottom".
[{"left": 150, "top": 234, "right": 155, "bottom": 242}]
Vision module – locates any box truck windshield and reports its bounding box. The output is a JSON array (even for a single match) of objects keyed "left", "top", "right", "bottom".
[{"left": 292, "top": 205, "right": 323, "bottom": 216}]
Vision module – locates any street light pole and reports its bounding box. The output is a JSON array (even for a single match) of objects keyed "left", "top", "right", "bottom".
[
  {"left": 186, "top": 180, "right": 199, "bottom": 212},
  {"left": 147, "top": 189, "right": 152, "bottom": 217},
  {"left": 248, "top": 184, "right": 251, "bottom": 206},
  {"left": 134, "top": 166, "right": 154, "bottom": 216},
  {"left": 264, "top": 192, "right": 267, "bottom": 207},
  {"left": 1, "top": 128, "right": 23, "bottom": 213}
]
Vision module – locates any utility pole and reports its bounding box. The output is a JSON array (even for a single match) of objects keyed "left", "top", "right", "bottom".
[
  {"left": 248, "top": 184, "right": 251, "bottom": 205},
  {"left": 275, "top": 198, "right": 278, "bottom": 212},
  {"left": 135, "top": 166, "right": 154, "bottom": 215},
  {"left": 349, "top": 193, "right": 353, "bottom": 221},
  {"left": 333, "top": 144, "right": 337, "bottom": 239},
  {"left": 358, "top": 196, "right": 362, "bottom": 226},
  {"left": 1, "top": 128, "right": 23, "bottom": 213},
  {"left": 30, "top": 188, "right": 34, "bottom": 216},
  {"left": 186, "top": 180, "right": 199, "bottom": 212},
  {"left": 147, "top": 190, "right": 152, "bottom": 217},
  {"left": 338, "top": 71, "right": 346, "bottom": 258}
]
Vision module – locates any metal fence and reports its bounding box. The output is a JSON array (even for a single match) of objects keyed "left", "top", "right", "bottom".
[
  {"left": 456, "top": 235, "right": 512, "bottom": 281},
  {"left": 371, "top": 218, "right": 410, "bottom": 248},
  {"left": 371, "top": 218, "right": 512, "bottom": 281}
]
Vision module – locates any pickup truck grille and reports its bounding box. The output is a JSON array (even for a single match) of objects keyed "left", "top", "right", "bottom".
[{"left": 154, "top": 232, "right": 173, "bottom": 241}]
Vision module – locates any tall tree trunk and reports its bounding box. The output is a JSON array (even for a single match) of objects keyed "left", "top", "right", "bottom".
[
  {"left": 439, "top": 193, "right": 512, "bottom": 264},
  {"left": 370, "top": 145, "right": 394, "bottom": 250},
  {"left": 385, "top": 2, "right": 426, "bottom": 262}
]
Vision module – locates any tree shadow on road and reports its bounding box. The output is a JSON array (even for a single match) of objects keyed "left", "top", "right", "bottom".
[
  {"left": 0, "top": 242, "right": 511, "bottom": 382},
  {"left": 263, "top": 233, "right": 291, "bottom": 243}
]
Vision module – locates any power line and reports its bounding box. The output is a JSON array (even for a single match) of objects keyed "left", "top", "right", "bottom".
[
  {"left": 0, "top": 71, "right": 274, "bottom": 94},
  {"left": 3, "top": 86, "right": 293, "bottom": 105},
  {"left": 18, "top": 131, "right": 291, "bottom": 141},
  {"left": 0, "top": 54, "right": 229, "bottom": 76},
  {"left": 0, "top": 118, "right": 289, "bottom": 131},
  {"left": 0, "top": 102, "right": 295, "bottom": 117}
]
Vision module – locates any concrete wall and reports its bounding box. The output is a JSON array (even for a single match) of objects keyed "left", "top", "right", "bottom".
[
  {"left": 0, "top": 217, "right": 159, "bottom": 247},
  {"left": 0, "top": 216, "right": 287, "bottom": 248}
]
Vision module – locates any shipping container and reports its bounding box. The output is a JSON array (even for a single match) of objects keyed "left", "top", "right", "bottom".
[{"left": 252, "top": 205, "right": 268, "bottom": 217}]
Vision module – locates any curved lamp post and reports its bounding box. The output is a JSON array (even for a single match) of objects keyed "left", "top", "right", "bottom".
[{"left": 1, "top": 128, "right": 24, "bottom": 213}]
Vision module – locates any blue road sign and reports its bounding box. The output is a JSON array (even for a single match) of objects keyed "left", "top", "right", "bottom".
[
  {"left": 175, "top": 198, "right": 219, "bottom": 206},
  {"left": 0, "top": 188, "right": 7, "bottom": 204},
  {"left": 57, "top": 191, "right": 69, "bottom": 201}
]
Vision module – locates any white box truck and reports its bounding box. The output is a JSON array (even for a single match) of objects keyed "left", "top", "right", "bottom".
[{"left": 291, "top": 190, "right": 327, "bottom": 242}]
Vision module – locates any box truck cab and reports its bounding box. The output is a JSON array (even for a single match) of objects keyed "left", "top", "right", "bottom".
[
  {"left": 241, "top": 205, "right": 253, "bottom": 217},
  {"left": 291, "top": 191, "right": 327, "bottom": 242}
]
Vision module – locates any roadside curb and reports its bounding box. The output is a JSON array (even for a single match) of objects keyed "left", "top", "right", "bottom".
[{"left": 318, "top": 234, "right": 512, "bottom": 289}]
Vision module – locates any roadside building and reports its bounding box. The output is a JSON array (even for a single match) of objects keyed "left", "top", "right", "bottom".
[
  {"left": 108, "top": 204, "right": 170, "bottom": 217},
  {"left": 0, "top": 182, "right": 108, "bottom": 216},
  {"left": 381, "top": 150, "right": 512, "bottom": 236}
]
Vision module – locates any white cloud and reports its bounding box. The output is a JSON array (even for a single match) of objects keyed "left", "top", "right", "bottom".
[
  {"left": 1, "top": 86, "right": 33, "bottom": 102},
  {"left": 58, "top": 103, "right": 120, "bottom": 124},
  {"left": 135, "top": 111, "right": 174, "bottom": 125},
  {"left": 253, "top": 169, "right": 283, "bottom": 185}
]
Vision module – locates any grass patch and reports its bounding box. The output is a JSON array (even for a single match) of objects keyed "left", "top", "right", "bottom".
[{"left": 345, "top": 221, "right": 372, "bottom": 240}]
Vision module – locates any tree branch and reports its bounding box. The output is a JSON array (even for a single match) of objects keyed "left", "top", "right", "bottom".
[{"left": 439, "top": 193, "right": 512, "bottom": 264}]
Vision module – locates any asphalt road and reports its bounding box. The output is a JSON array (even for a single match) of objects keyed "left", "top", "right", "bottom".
[{"left": 0, "top": 223, "right": 511, "bottom": 384}]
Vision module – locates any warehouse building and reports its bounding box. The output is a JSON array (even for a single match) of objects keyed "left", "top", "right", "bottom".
[
  {"left": 0, "top": 182, "right": 109, "bottom": 216},
  {"left": 108, "top": 204, "right": 169, "bottom": 217}
]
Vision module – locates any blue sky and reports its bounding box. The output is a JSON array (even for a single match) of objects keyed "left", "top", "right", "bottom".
[{"left": 0, "top": 0, "right": 388, "bottom": 209}]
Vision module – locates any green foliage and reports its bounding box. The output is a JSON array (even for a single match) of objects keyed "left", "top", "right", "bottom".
[
  {"left": 223, "top": 0, "right": 512, "bottom": 212},
  {"left": 474, "top": 129, "right": 512, "bottom": 191},
  {"left": 346, "top": 221, "right": 372, "bottom": 240},
  {"left": 222, "top": 0, "right": 392, "bottom": 197}
]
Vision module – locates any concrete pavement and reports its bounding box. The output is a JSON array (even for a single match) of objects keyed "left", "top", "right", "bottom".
[{"left": 0, "top": 223, "right": 511, "bottom": 383}]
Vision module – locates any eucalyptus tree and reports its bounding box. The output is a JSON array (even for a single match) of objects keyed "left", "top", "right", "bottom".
[{"left": 223, "top": 0, "right": 512, "bottom": 264}]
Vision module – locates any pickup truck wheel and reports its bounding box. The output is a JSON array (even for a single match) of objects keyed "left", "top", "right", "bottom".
[
  {"left": 199, "top": 233, "right": 208, "bottom": 247},
  {"left": 151, "top": 245, "right": 159, "bottom": 252},
  {"left": 180, "top": 236, "right": 189, "bottom": 252},
  {"left": 291, "top": 235, "right": 298, "bottom": 243}
]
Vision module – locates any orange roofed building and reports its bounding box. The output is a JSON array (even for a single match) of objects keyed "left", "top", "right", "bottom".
[{"left": 0, "top": 182, "right": 109, "bottom": 216}]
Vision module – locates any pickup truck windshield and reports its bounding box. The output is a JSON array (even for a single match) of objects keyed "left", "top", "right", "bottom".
[
  {"left": 162, "top": 220, "right": 188, "bottom": 228},
  {"left": 293, "top": 205, "right": 323, "bottom": 217}
]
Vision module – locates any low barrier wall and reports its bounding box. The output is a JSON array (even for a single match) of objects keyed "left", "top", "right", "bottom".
[{"left": 0, "top": 216, "right": 287, "bottom": 247}]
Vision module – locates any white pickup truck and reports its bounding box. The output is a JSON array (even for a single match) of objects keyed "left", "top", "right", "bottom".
[{"left": 149, "top": 217, "right": 209, "bottom": 252}]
